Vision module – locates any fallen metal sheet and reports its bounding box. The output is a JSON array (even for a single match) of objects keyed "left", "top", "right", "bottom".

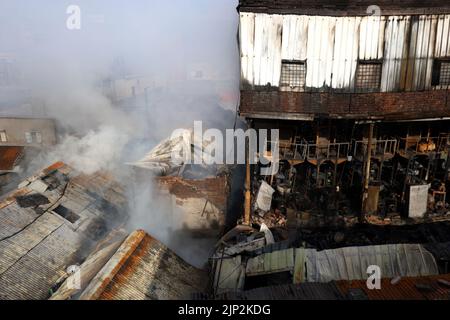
[
  {"left": 260, "top": 223, "right": 275, "bottom": 245},
  {"left": 218, "top": 237, "right": 266, "bottom": 257},
  {"left": 237, "top": 244, "right": 439, "bottom": 283},
  {"left": 214, "top": 256, "right": 246, "bottom": 295},
  {"left": 246, "top": 248, "right": 295, "bottom": 276},
  {"left": 408, "top": 184, "right": 430, "bottom": 218},
  {"left": 129, "top": 129, "right": 215, "bottom": 175},
  {"left": 255, "top": 181, "right": 275, "bottom": 213},
  {"left": 300, "top": 244, "right": 439, "bottom": 283},
  {"left": 28, "top": 180, "right": 49, "bottom": 194}
]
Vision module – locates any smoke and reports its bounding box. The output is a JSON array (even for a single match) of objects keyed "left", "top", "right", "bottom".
[
  {"left": 126, "top": 174, "right": 217, "bottom": 268},
  {"left": 29, "top": 125, "right": 130, "bottom": 175},
  {"left": 0, "top": 0, "right": 239, "bottom": 268}
]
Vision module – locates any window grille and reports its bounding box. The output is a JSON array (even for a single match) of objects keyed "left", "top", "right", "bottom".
[
  {"left": 355, "top": 61, "right": 382, "bottom": 90},
  {"left": 280, "top": 61, "right": 306, "bottom": 89}
]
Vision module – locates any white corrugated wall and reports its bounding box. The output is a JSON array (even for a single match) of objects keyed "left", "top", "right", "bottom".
[
  {"left": 252, "top": 14, "right": 283, "bottom": 87},
  {"left": 359, "top": 15, "right": 386, "bottom": 60},
  {"left": 306, "top": 16, "right": 336, "bottom": 89},
  {"left": 435, "top": 15, "right": 450, "bottom": 57},
  {"left": 407, "top": 15, "right": 437, "bottom": 91},
  {"left": 332, "top": 16, "right": 360, "bottom": 90},
  {"left": 239, "top": 12, "right": 450, "bottom": 92},
  {"left": 239, "top": 12, "right": 255, "bottom": 88},
  {"left": 281, "top": 15, "right": 309, "bottom": 61}
]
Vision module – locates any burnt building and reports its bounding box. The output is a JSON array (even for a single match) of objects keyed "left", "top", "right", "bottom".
[{"left": 237, "top": 0, "right": 450, "bottom": 224}]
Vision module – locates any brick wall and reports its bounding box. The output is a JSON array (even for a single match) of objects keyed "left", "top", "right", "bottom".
[{"left": 240, "top": 90, "right": 450, "bottom": 120}]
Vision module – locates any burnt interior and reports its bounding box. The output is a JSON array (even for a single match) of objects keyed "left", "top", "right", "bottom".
[{"left": 252, "top": 119, "right": 450, "bottom": 223}]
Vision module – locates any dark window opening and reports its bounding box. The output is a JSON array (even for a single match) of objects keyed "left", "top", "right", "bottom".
[
  {"left": 432, "top": 59, "right": 450, "bottom": 86},
  {"left": 53, "top": 205, "right": 80, "bottom": 223},
  {"left": 355, "top": 61, "right": 382, "bottom": 91},
  {"left": 244, "top": 271, "right": 293, "bottom": 290},
  {"left": 280, "top": 60, "right": 306, "bottom": 89}
]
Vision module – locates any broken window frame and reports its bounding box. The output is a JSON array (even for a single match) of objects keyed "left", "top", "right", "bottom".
[
  {"left": 432, "top": 58, "right": 450, "bottom": 88},
  {"left": 355, "top": 60, "right": 383, "bottom": 92},
  {"left": 279, "top": 60, "right": 307, "bottom": 92}
]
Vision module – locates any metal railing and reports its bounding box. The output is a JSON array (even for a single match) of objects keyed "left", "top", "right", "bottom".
[
  {"left": 353, "top": 139, "right": 398, "bottom": 158},
  {"left": 398, "top": 135, "right": 450, "bottom": 154},
  {"left": 268, "top": 141, "right": 350, "bottom": 161},
  {"left": 267, "top": 134, "right": 450, "bottom": 163}
]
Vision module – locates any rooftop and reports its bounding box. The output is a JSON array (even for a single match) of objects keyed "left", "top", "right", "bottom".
[
  {"left": 238, "top": 0, "right": 450, "bottom": 15},
  {"left": 79, "top": 230, "right": 209, "bottom": 300},
  {"left": 336, "top": 274, "right": 450, "bottom": 300},
  {"left": 0, "top": 146, "right": 23, "bottom": 172},
  {"left": 0, "top": 162, "right": 128, "bottom": 300}
]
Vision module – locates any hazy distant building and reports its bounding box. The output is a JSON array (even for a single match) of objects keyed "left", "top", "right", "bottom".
[
  {"left": 0, "top": 117, "right": 57, "bottom": 193},
  {"left": 0, "top": 117, "right": 57, "bottom": 148}
]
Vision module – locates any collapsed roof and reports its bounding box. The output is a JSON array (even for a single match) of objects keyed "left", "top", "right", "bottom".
[{"left": 129, "top": 129, "right": 216, "bottom": 177}]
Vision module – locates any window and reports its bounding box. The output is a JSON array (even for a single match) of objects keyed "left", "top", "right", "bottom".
[
  {"left": 355, "top": 61, "right": 382, "bottom": 91},
  {"left": 53, "top": 205, "right": 80, "bottom": 223},
  {"left": 194, "top": 70, "right": 203, "bottom": 79},
  {"left": 25, "top": 132, "right": 32, "bottom": 143},
  {"left": 280, "top": 60, "right": 306, "bottom": 90},
  {"left": 25, "top": 131, "right": 42, "bottom": 144},
  {"left": 432, "top": 59, "right": 450, "bottom": 87},
  {"left": 0, "top": 130, "right": 7, "bottom": 142}
]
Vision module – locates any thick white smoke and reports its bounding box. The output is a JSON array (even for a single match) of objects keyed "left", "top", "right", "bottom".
[{"left": 0, "top": 0, "right": 239, "bottom": 268}]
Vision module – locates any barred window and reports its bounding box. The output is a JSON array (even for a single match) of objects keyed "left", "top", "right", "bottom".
[
  {"left": 355, "top": 61, "right": 382, "bottom": 90},
  {"left": 432, "top": 59, "right": 450, "bottom": 86},
  {"left": 280, "top": 60, "right": 306, "bottom": 89}
]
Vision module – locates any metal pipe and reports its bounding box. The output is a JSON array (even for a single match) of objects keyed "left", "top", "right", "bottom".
[
  {"left": 244, "top": 137, "right": 251, "bottom": 226},
  {"left": 362, "top": 123, "right": 375, "bottom": 216}
]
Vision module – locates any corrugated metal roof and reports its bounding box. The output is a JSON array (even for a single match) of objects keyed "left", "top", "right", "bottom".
[
  {"left": 246, "top": 248, "right": 295, "bottom": 276},
  {"left": 223, "top": 243, "right": 439, "bottom": 288},
  {"left": 301, "top": 244, "right": 439, "bottom": 282},
  {"left": 336, "top": 274, "right": 450, "bottom": 300},
  {"left": 0, "top": 162, "right": 128, "bottom": 300},
  {"left": 0, "top": 146, "right": 23, "bottom": 171},
  {"left": 214, "top": 255, "right": 246, "bottom": 295},
  {"left": 81, "top": 231, "right": 208, "bottom": 300},
  {"left": 216, "top": 274, "right": 450, "bottom": 300}
]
